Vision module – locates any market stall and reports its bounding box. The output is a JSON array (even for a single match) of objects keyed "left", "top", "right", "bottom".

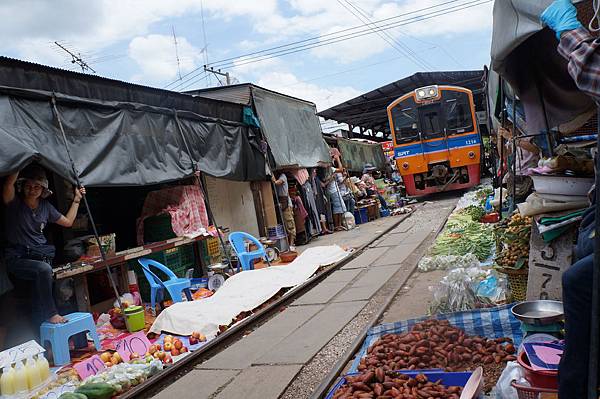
[{"left": 0, "top": 57, "right": 274, "bottom": 398}]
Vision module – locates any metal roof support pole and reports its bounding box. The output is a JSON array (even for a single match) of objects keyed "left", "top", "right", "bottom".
[
  {"left": 536, "top": 77, "right": 554, "bottom": 157},
  {"left": 172, "top": 110, "right": 233, "bottom": 269},
  {"left": 588, "top": 106, "right": 600, "bottom": 398},
  {"left": 510, "top": 95, "right": 517, "bottom": 213},
  {"left": 50, "top": 95, "right": 126, "bottom": 322},
  {"left": 498, "top": 80, "right": 505, "bottom": 220}
]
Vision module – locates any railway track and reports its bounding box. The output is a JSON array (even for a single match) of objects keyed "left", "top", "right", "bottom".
[{"left": 122, "top": 211, "right": 416, "bottom": 399}]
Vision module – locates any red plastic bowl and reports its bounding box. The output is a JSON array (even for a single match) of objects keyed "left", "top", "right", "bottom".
[
  {"left": 481, "top": 212, "right": 500, "bottom": 223},
  {"left": 517, "top": 350, "right": 558, "bottom": 389}
]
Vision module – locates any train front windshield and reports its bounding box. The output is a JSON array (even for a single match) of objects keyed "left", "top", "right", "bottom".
[{"left": 390, "top": 90, "right": 474, "bottom": 141}]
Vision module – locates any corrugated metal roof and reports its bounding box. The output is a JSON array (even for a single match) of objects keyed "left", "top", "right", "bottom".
[
  {"left": 318, "top": 70, "right": 485, "bottom": 138},
  {"left": 186, "top": 83, "right": 317, "bottom": 108},
  {"left": 186, "top": 84, "right": 253, "bottom": 106},
  {"left": 0, "top": 56, "right": 244, "bottom": 122}
]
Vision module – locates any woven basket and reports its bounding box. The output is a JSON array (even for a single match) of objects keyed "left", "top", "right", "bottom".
[{"left": 499, "top": 267, "right": 529, "bottom": 302}]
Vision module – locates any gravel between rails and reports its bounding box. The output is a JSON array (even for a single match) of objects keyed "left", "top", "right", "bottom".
[{"left": 280, "top": 198, "right": 458, "bottom": 399}]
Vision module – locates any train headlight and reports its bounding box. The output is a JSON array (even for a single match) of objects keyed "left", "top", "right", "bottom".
[
  {"left": 468, "top": 151, "right": 475, "bottom": 159},
  {"left": 402, "top": 162, "right": 409, "bottom": 170},
  {"left": 415, "top": 85, "right": 438, "bottom": 100}
]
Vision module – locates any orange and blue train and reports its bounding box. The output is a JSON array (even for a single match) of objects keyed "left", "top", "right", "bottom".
[{"left": 387, "top": 85, "right": 481, "bottom": 197}]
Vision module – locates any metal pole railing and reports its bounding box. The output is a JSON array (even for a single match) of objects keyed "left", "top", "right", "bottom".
[
  {"left": 588, "top": 106, "right": 600, "bottom": 398},
  {"left": 50, "top": 95, "right": 125, "bottom": 315}
]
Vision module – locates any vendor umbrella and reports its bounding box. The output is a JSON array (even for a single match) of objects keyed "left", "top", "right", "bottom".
[{"left": 50, "top": 95, "right": 127, "bottom": 324}]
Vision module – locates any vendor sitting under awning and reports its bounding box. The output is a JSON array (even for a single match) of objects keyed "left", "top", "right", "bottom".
[
  {"left": 2, "top": 165, "right": 84, "bottom": 327},
  {"left": 361, "top": 164, "right": 388, "bottom": 210},
  {"left": 541, "top": 1, "right": 600, "bottom": 397}
]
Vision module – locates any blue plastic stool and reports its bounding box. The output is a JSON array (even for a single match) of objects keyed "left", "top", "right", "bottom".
[
  {"left": 137, "top": 258, "right": 193, "bottom": 315},
  {"left": 228, "top": 231, "right": 268, "bottom": 272},
  {"left": 40, "top": 312, "right": 101, "bottom": 366}
]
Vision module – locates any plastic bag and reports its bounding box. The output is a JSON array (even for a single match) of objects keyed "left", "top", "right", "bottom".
[
  {"left": 417, "top": 254, "right": 480, "bottom": 272},
  {"left": 428, "top": 267, "right": 483, "bottom": 314},
  {"left": 344, "top": 212, "right": 356, "bottom": 230},
  {"left": 495, "top": 361, "right": 527, "bottom": 399},
  {"left": 428, "top": 267, "right": 507, "bottom": 314},
  {"left": 474, "top": 270, "right": 508, "bottom": 304}
]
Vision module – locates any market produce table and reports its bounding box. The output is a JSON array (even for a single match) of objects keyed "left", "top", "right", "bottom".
[{"left": 53, "top": 234, "right": 211, "bottom": 312}]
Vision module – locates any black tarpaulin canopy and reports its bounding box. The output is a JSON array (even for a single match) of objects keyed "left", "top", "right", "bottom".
[
  {"left": 318, "top": 70, "right": 485, "bottom": 140},
  {"left": 0, "top": 59, "right": 266, "bottom": 185},
  {"left": 0, "top": 56, "right": 244, "bottom": 123},
  {"left": 188, "top": 83, "right": 332, "bottom": 169}
]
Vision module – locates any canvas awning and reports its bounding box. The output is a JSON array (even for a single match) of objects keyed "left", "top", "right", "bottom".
[
  {"left": 0, "top": 85, "right": 266, "bottom": 185},
  {"left": 490, "top": 0, "right": 595, "bottom": 136},
  {"left": 189, "top": 84, "right": 333, "bottom": 170},
  {"left": 336, "top": 138, "right": 387, "bottom": 173}
]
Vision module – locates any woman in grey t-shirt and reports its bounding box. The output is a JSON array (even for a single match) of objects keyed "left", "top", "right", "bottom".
[{"left": 3, "top": 167, "right": 84, "bottom": 325}]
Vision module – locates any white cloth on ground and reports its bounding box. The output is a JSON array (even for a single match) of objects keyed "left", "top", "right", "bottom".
[{"left": 149, "top": 245, "right": 349, "bottom": 337}]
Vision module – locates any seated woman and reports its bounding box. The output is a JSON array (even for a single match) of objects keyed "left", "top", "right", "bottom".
[
  {"left": 361, "top": 164, "right": 388, "bottom": 210},
  {"left": 2, "top": 166, "right": 84, "bottom": 325}
]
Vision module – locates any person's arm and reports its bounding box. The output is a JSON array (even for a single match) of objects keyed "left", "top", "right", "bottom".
[
  {"left": 557, "top": 27, "right": 600, "bottom": 100},
  {"left": 542, "top": 0, "right": 600, "bottom": 100},
  {"left": 271, "top": 175, "right": 284, "bottom": 186},
  {"left": 517, "top": 138, "right": 541, "bottom": 155},
  {"left": 498, "top": 127, "right": 513, "bottom": 140},
  {"left": 55, "top": 186, "right": 85, "bottom": 228},
  {"left": 2, "top": 172, "right": 18, "bottom": 205}
]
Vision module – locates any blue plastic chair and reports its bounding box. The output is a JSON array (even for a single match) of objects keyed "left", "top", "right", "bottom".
[
  {"left": 228, "top": 232, "right": 269, "bottom": 272},
  {"left": 137, "top": 258, "right": 193, "bottom": 314},
  {"left": 40, "top": 312, "right": 101, "bottom": 366}
]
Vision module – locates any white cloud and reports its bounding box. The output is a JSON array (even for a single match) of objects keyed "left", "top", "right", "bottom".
[
  {"left": 128, "top": 34, "right": 203, "bottom": 83},
  {"left": 257, "top": 71, "right": 361, "bottom": 111}
]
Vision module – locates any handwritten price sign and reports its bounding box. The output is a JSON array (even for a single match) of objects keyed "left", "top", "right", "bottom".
[
  {"left": 74, "top": 354, "right": 106, "bottom": 380},
  {"left": 115, "top": 332, "right": 152, "bottom": 362},
  {"left": 38, "top": 381, "right": 78, "bottom": 399},
  {"left": 0, "top": 340, "right": 45, "bottom": 369}
]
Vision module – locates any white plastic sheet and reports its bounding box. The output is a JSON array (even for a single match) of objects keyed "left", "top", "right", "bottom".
[{"left": 149, "top": 245, "right": 349, "bottom": 337}]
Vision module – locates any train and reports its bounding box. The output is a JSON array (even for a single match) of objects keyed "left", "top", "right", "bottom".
[{"left": 387, "top": 85, "right": 481, "bottom": 196}]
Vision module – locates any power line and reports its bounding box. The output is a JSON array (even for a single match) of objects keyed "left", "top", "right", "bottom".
[
  {"left": 341, "top": 0, "right": 434, "bottom": 71},
  {"left": 171, "top": 0, "right": 491, "bottom": 91},
  {"left": 177, "top": 72, "right": 210, "bottom": 92},
  {"left": 169, "top": 68, "right": 208, "bottom": 91},
  {"left": 167, "top": 0, "right": 490, "bottom": 91},
  {"left": 280, "top": 55, "right": 405, "bottom": 88},
  {"left": 207, "top": 0, "right": 490, "bottom": 70},
  {"left": 164, "top": 0, "right": 476, "bottom": 87}
]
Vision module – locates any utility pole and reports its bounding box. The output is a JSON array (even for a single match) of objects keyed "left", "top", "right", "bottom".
[
  {"left": 54, "top": 41, "right": 96, "bottom": 73},
  {"left": 204, "top": 66, "right": 231, "bottom": 86}
]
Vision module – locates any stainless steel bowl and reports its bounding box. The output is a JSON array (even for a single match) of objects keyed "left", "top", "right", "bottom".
[{"left": 511, "top": 300, "right": 564, "bottom": 326}]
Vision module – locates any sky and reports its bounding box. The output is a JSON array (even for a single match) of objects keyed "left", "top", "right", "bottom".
[{"left": 0, "top": 0, "right": 494, "bottom": 124}]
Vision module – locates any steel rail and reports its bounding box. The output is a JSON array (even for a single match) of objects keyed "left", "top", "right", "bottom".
[
  {"left": 309, "top": 205, "right": 451, "bottom": 399},
  {"left": 119, "top": 211, "right": 415, "bottom": 398}
]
